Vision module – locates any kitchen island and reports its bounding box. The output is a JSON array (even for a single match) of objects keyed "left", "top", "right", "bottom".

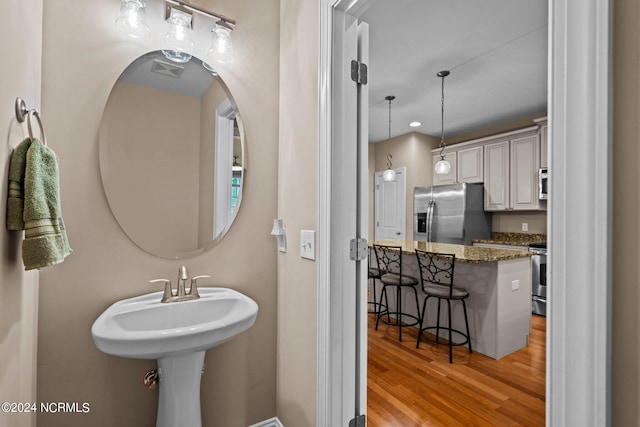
[{"left": 370, "top": 240, "right": 533, "bottom": 359}]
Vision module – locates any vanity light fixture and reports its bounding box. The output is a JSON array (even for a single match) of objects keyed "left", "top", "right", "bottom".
[
  {"left": 434, "top": 70, "right": 452, "bottom": 175},
  {"left": 115, "top": 0, "right": 151, "bottom": 39},
  {"left": 162, "top": 0, "right": 236, "bottom": 64},
  {"left": 270, "top": 219, "right": 287, "bottom": 253},
  {"left": 382, "top": 95, "right": 397, "bottom": 182}
]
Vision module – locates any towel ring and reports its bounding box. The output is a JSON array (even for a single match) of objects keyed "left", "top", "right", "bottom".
[{"left": 27, "top": 109, "right": 47, "bottom": 146}]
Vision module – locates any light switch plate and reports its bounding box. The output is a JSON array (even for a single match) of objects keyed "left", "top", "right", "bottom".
[
  {"left": 511, "top": 279, "right": 520, "bottom": 290},
  {"left": 522, "top": 222, "right": 529, "bottom": 231},
  {"left": 300, "top": 230, "right": 316, "bottom": 260}
]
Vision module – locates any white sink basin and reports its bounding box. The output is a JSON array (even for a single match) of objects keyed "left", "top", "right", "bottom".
[{"left": 91, "top": 287, "right": 258, "bottom": 359}]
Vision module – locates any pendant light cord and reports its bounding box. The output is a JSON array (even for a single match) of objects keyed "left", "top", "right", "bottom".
[
  {"left": 437, "top": 71, "right": 450, "bottom": 160},
  {"left": 385, "top": 95, "right": 395, "bottom": 168}
]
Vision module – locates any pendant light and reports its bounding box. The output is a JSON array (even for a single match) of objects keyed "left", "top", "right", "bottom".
[
  {"left": 382, "top": 95, "right": 397, "bottom": 182},
  {"left": 434, "top": 70, "right": 452, "bottom": 175}
]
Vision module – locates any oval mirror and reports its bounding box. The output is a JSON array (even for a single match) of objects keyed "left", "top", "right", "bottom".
[{"left": 99, "top": 51, "right": 245, "bottom": 259}]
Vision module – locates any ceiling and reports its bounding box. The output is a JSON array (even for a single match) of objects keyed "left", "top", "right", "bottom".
[{"left": 360, "top": 0, "right": 548, "bottom": 143}]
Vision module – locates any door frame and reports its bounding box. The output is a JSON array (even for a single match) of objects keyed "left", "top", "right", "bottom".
[
  {"left": 374, "top": 166, "right": 406, "bottom": 241},
  {"left": 317, "top": 0, "right": 612, "bottom": 425}
]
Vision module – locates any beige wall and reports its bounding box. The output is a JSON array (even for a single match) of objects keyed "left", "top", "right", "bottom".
[
  {"left": 277, "top": 0, "right": 318, "bottom": 425},
  {"left": 0, "top": 2, "right": 41, "bottom": 427},
  {"left": 38, "top": 0, "right": 279, "bottom": 426},
  {"left": 372, "top": 132, "right": 440, "bottom": 239},
  {"left": 612, "top": 0, "right": 640, "bottom": 425}
]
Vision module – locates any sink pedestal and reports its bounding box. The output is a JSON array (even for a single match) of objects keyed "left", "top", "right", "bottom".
[{"left": 157, "top": 351, "right": 205, "bottom": 427}]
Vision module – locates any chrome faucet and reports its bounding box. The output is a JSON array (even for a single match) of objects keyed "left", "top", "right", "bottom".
[{"left": 149, "top": 266, "right": 210, "bottom": 303}]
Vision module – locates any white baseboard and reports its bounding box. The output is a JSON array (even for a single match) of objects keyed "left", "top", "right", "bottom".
[{"left": 248, "top": 417, "right": 284, "bottom": 427}]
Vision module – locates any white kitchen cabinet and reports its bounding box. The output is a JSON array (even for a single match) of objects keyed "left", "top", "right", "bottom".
[
  {"left": 483, "top": 133, "right": 542, "bottom": 211},
  {"left": 457, "top": 145, "right": 484, "bottom": 183},
  {"left": 510, "top": 134, "right": 541, "bottom": 210},
  {"left": 432, "top": 151, "right": 457, "bottom": 185},
  {"left": 484, "top": 140, "right": 510, "bottom": 211},
  {"left": 540, "top": 124, "right": 548, "bottom": 168}
]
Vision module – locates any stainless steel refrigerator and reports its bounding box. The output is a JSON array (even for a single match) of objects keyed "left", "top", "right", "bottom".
[{"left": 414, "top": 183, "right": 491, "bottom": 245}]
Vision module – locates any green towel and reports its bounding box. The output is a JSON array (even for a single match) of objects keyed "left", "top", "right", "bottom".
[
  {"left": 21, "top": 139, "right": 72, "bottom": 270},
  {"left": 6, "top": 138, "right": 32, "bottom": 230}
]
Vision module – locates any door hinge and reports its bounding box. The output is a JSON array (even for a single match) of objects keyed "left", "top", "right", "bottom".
[
  {"left": 349, "top": 238, "right": 368, "bottom": 261},
  {"left": 349, "top": 414, "right": 366, "bottom": 427},
  {"left": 350, "top": 60, "right": 368, "bottom": 85}
]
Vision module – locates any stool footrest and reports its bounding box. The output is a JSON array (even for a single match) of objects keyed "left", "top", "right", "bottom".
[{"left": 418, "top": 326, "right": 470, "bottom": 347}]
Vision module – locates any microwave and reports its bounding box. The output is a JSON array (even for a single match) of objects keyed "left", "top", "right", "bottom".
[{"left": 539, "top": 168, "right": 548, "bottom": 200}]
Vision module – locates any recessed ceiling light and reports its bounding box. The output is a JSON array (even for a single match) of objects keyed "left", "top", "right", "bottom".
[{"left": 409, "top": 121, "right": 421, "bottom": 127}]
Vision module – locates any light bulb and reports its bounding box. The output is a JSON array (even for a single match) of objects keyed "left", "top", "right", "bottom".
[
  {"left": 434, "top": 158, "right": 451, "bottom": 175},
  {"left": 383, "top": 169, "right": 396, "bottom": 182},
  {"left": 162, "top": 9, "right": 194, "bottom": 63},
  {"left": 207, "top": 24, "right": 235, "bottom": 64},
  {"left": 115, "top": 0, "right": 150, "bottom": 39}
]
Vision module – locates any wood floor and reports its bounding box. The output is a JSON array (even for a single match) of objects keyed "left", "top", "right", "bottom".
[{"left": 367, "top": 313, "right": 546, "bottom": 427}]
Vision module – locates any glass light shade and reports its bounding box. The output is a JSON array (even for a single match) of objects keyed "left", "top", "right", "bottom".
[
  {"left": 434, "top": 158, "right": 452, "bottom": 175},
  {"left": 115, "top": 0, "right": 150, "bottom": 39},
  {"left": 207, "top": 24, "right": 236, "bottom": 64},
  {"left": 382, "top": 169, "right": 397, "bottom": 182},
  {"left": 162, "top": 9, "right": 194, "bottom": 63}
]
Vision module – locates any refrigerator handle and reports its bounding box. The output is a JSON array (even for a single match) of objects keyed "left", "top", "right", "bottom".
[{"left": 427, "top": 200, "right": 434, "bottom": 241}]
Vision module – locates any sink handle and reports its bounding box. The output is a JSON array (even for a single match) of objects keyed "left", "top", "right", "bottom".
[
  {"left": 149, "top": 279, "right": 173, "bottom": 302},
  {"left": 189, "top": 275, "right": 211, "bottom": 298}
]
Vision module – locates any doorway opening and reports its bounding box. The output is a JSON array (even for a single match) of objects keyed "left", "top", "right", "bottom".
[{"left": 318, "top": 0, "right": 611, "bottom": 425}]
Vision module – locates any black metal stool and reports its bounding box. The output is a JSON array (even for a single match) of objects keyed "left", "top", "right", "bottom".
[
  {"left": 373, "top": 244, "right": 420, "bottom": 341},
  {"left": 368, "top": 247, "right": 383, "bottom": 314},
  {"left": 415, "top": 249, "right": 472, "bottom": 363}
]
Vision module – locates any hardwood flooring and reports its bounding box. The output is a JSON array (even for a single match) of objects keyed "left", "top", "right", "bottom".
[{"left": 367, "top": 313, "right": 546, "bottom": 427}]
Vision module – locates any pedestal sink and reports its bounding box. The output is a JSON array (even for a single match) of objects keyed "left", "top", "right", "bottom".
[{"left": 91, "top": 287, "right": 258, "bottom": 427}]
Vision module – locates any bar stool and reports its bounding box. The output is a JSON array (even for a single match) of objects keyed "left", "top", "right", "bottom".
[
  {"left": 373, "top": 244, "right": 420, "bottom": 341},
  {"left": 415, "top": 249, "right": 472, "bottom": 363},
  {"left": 368, "top": 247, "right": 383, "bottom": 314}
]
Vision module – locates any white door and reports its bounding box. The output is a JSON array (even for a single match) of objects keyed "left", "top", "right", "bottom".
[
  {"left": 374, "top": 167, "right": 406, "bottom": 240},
  {"left": 320, "top": 4, "right": 369, "bottom": 426}
]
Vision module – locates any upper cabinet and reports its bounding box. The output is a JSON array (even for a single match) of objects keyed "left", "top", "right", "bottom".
[
  {"left": 535, "top": 117, "right": 548, "bottom": 168},
  {"left": 457, "top": 145, "right": 484, "bottom": 184},
  {"left": 484, "top": 140, "right": 510, "bottom": 210},
  {"left": 483, "top": 130, "right": 541, "bottom": 211},
  {"left": 432, "top": 144, "right": 483, "bottom": 185},
  {"left": 431, "top": 121, "right": 547, "bottom": 212},
  {"left": 509, "top": 134, "right": 541, "bottom": 210}
]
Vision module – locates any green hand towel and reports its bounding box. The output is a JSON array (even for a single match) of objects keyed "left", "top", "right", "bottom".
[
  {"left": 21, "top": 139, "right": 72, "bottom": 270},
  {"left": 6, "top": 138, "right": 32, "bottom": 230}
]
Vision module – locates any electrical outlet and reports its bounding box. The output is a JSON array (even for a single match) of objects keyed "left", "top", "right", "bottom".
[
  {"left": 522, "top": 223, "right": 529, "bottom": 231},
  {"left": 511, "top": 279, "right": 520, "bottom": 291},
  {"left": 300, "top": 230, "right": 316, "bottom": 260}
]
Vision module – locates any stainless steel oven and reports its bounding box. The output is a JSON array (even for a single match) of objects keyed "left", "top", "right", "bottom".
[
  {"left": 529, "top": 243, "right": 547, "bottom": 316},
  {"left": 539, "top": 168, "right": 548, "bottom": 200}
]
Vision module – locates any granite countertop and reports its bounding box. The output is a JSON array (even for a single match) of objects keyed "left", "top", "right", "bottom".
[
  {"left": 371, "top": 239, "right": 533, "bottom": 264},
  {"left": 472, "top": 232, "right": 547, "bottom": 247}
]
